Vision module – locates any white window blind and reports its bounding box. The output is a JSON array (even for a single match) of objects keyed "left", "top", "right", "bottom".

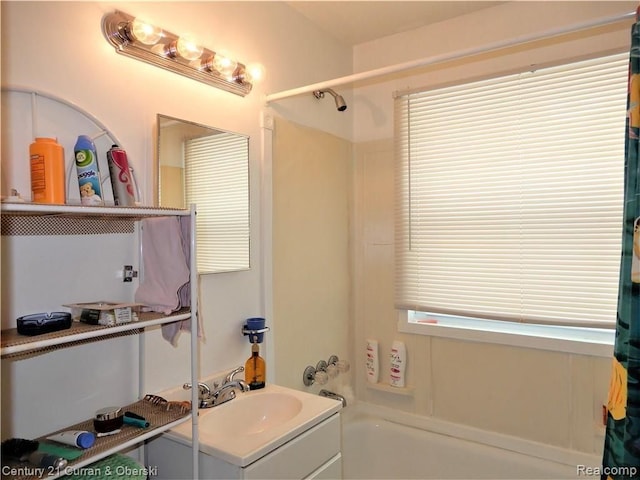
[
  {"left": 394, "top": 53, "right": 628, "bottom": 328},
  {"left": 185, "top": 132, "right": 249, "bottom": 273}
]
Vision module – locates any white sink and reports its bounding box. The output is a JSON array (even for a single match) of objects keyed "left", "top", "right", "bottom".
[
  {"left": 166, "top": 383, "right": 342, "bottom": 467},
  {"left": 200, "top": 391, "right": 303, "bottom": 436}
]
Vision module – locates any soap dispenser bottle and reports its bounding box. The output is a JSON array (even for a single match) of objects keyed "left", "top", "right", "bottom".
[{"left": 245, "top": 343, "right": 266, "bottom": 390}]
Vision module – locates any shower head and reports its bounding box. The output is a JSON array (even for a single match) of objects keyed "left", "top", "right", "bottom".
[{"left": 313, "top": 89, "right": 347, "bottom": 112}]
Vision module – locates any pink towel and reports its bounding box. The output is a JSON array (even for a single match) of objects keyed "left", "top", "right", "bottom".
[{"left": 135, "top": 216, "right": 200, "bottom": 346}]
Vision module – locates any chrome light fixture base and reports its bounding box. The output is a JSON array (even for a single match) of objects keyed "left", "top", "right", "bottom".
[{"left": 102, "top": 11, "right": 253, "bottom": 97}]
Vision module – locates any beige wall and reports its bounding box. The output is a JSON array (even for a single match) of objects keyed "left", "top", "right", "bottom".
[
  {"left": 159, "top": 165, "right": 184, "bottom": 209},
  {"left": 346, "top": 1, "right": 635, "bottom": 459},
  {"left": 271, "top": 117, "right": 352, "bottom": 393},
  {"left": 353, "top": 138, "right": 612, "bottom": 456}
]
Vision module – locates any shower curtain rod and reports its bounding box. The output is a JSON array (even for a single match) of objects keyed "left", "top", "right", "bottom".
[{"left": 265, "top": 10, "right": 635, "bottom": 104}]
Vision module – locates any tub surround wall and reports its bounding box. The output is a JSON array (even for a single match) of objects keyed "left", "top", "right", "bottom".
[
  {"left": 271, "top": 118, "right": 352, "bottom": 391},
  {"left": 353, "top": 137, "right": 612, "bottom": 458}
]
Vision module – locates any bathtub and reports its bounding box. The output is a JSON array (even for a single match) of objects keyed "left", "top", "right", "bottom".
[{"left": 340, "top": 406, "right": 590, "bottom": 479}]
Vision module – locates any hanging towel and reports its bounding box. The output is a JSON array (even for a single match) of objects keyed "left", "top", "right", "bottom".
[
  {"left": 135, "top": 216, "right": 200, "bottom": 346},
  {"left": 161, "top": 275, "right": 205, "bottom": 346}
]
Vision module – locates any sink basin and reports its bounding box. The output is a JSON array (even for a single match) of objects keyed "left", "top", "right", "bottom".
[
  {"left": 200, "top": 392, "right": 303, "bottom": 436},
  {"left": 166, "top": 383, "right": 342, "bottom": 467}
]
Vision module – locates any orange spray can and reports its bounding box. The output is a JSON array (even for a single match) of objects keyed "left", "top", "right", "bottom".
[{"left": 30, "top": 137, "right": 66, "bottom": 204}]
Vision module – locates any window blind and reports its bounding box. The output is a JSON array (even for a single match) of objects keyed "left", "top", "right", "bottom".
[
  {"left": 394, "top": 53, "right": 628, "bottom": 327},
  {"left": 185, "top": 133, "right": 249, "bottom": 273}
]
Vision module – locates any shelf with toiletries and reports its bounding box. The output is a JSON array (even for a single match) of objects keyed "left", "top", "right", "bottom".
[
  {"left": 0, "top": 202, "right": 196, "bottom": 357},
  {"left": 2, "top": 398, "right": 191, "bottom": 480},
  {"left": 1, "top": 202, "right": 200, "bottom": 479},
  {"left": 1, "top": 308, "right": 191, "bottom": 357}
]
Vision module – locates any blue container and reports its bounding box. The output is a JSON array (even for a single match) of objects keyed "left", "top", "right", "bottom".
[
  {"left": 74, "top": 135, "right": 103, "bottom": 205},
  {"left": 245, "top": 317, "right": 266, "bottom": 343}
]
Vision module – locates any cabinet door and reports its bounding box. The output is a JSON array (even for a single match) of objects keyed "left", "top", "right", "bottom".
[{"left": 243, "top": 414, "right": 341, "bottom": 480}]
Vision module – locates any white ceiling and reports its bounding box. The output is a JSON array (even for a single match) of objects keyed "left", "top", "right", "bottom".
[{"left": 285, "top": 1, "right": 505, "bottom": 46}]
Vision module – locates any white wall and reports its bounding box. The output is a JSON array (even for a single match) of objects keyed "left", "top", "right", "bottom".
[{"left": 0, "top": 0, "right": 352, "bottom": 439}]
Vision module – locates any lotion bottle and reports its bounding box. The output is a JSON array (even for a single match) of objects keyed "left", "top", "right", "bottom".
[
  {"left": 389, "top": 340, "right": 407, "bottom": 387},
  {"left": 46, "top": 430, "right": 95, "bottom": 449},
  {"left": 30, "top": 137, "right": 66, "bottom": 204},
  {"left": 366, "top": 339, "right": 379, "bottom": 384},
  {"left": 245, "top": 343, "right": 266, "bottom": 390}
]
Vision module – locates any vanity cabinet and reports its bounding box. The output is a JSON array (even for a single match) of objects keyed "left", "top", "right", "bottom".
[
  {"left": 147, "top": 412, "right": 342, "bottom": 480},
  {"left": 0, "top": 203, "right": 199, "bottom": 479}
]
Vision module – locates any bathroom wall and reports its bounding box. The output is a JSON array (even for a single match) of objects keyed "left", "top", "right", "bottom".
[
  {"left": 0, "top": 1, "right": 352, "bottom": 439},
  {"left": 270, "top": 117, "right": 352, "bottom": 392},
  {"left": 350, "top": 1, "right": 635, "bottom": 457},
  {"left": 3, "top": 0, "right": 635, "bottom": 458}
]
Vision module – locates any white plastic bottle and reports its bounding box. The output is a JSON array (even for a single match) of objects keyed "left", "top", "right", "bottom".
[
  {"left": 366, "top": 339, "right": 379, "bottom": 384},
  {"left": 389, "top": 340, "right": 407, "bottom": 387}
]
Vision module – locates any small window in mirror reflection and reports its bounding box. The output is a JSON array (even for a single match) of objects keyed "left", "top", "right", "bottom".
[{"left": 157, "top": 115, "right": 250, "bottom": 273}]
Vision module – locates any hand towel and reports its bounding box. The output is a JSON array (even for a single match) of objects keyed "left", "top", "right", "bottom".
[
  {"left": 135, "top": 216, "right": 189, "bottom": 314},
  {"left": 135, "top": 216, "right": 201, "bottom": 346}
]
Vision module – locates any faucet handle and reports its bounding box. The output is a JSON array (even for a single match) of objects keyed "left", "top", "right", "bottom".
[
  {"left": 224, "top": 366, "right": 245, "bottom": 384},
  {"left": 183, "top": 382, "right": 212, "bottom": 398}
]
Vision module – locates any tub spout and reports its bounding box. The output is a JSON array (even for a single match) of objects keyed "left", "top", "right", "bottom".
[{"left": 319, "top": 389, "right": 347, "bottom": 407}]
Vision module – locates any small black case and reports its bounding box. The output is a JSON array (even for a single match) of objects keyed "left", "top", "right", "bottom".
[{"left": 16, "top": 312, "right": 72, "bottom": 336}]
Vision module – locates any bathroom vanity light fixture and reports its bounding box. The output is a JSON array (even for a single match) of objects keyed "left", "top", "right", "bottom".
[{"left": 102, "top": 11, "right": 263, "bottom": 97}]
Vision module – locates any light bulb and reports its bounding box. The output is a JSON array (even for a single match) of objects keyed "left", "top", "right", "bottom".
[
  {"left": 213, "top": 53, "right": 238, "bottom": 79},
  {"left": 244, "top": 62, "right": 265, "bottom": 83},
  {"left": 176, "top": 35, "right": 203, "bottom": 61},
  {"left": 131, "top": 18, "right": 162, "bottom": 45}
]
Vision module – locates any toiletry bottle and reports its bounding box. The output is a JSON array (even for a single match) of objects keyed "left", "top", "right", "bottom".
[
  {"left": 389, "top": 340, "right": 407, "bottom": 387},
  {"left": 107, "top": 145, "right": 136, "bottom": 206},
  {"left": 366, "top": 339, "right": 379, "bottom": 384},
  {"left": 245, "top": 343, "right": 266, "bottom": 390},
  {"left": 30, "top": 137, "right": 65, "bottom": 204},
  {"left": 74, "top": 135, "right": 103, "bottom": 206},
  {"left": 46, "top": 430, "right": 95, "bottom": 449}
]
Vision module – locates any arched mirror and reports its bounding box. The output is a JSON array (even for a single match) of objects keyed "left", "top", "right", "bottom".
[{"left": 156, "top": 114, "right": 250, "bottom": 273}]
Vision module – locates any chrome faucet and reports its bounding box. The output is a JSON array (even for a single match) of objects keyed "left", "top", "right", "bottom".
[
  {"left": 319, "top": 389, "right": 347, "bottom": 408},
  {"left": 196, "top": 367, "right": 250, "bottom": 408},
  {"left": 199, "top": 379, "right": 249, "bottom": 408}
]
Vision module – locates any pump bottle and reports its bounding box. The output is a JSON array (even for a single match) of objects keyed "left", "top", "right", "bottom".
[{"left": 245, "top": 343, "right": 266, "bottom": 390}]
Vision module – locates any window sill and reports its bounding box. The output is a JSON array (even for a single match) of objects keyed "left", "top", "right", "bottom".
[{"left": 398, "top": 312, "right": 615, "bottom": 357}]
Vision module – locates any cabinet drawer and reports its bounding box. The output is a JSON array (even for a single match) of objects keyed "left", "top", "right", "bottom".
[
  {"left": 307, "top": 453, "right": 342, "bottom": 479},
  {"left": 244, "top": 413, "right": 341, "bottom": 480}
]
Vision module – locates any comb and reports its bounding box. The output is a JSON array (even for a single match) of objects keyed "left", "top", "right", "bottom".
[{"left": 143, "top": 394, "right": 168, "bottom": 406}]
